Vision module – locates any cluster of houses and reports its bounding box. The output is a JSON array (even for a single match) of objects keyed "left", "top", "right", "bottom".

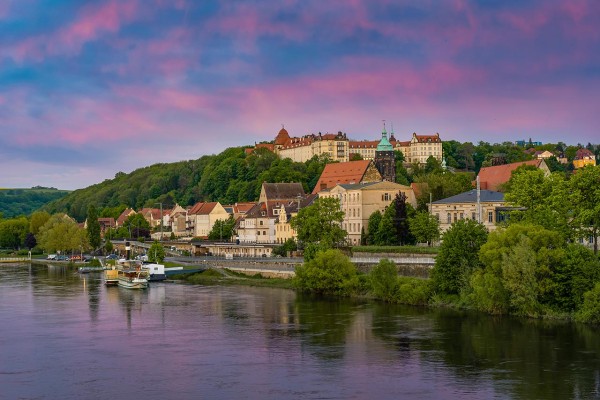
[{"left": 90, "top": 128, "right": 597, "bottom": 256}]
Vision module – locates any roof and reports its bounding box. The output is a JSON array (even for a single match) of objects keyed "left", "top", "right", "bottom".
[
  {"left": 274, "top": 127, "right": 290, "bottom": 145},
  {"left": 188, "top": 202, "right": 219, "bottom": 215},
  {"left": 413, "top": 133, "right": 441, "bottom": 143},
  {"left": 312, "top": 160, "right": 372, "bottom": 194},
  {"left": 432, "top": 189, "right": 504, "bottom": 204},
  {"left": 477, "top": 159, "right": 545, "bottom": 191},
  {"left": 575, "top": 148, "right": 595, "bottom": 159},
  {"left": 261, "top": 182, "right": 305, "bottom": 201}
]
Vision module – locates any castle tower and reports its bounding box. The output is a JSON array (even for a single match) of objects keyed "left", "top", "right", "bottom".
[{"left": 374, "top": 122, "right": 396, "bottom": 182}]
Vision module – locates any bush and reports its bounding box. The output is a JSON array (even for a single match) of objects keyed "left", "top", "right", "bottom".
[
  {"left": 576, "top": 283, "right": 600, "bottom": 324},
  {"left": 394, "top": 277, "right": 432, "bottom": 306},
  {"left": 369, "top": 259, "right": 398, "bottom": 301},
  {"left": 294, "top": 249, "right": 359, "bottom": 296}
]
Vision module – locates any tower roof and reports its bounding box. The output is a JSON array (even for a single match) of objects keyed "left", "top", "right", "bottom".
[{"left": 377, "top": 125, "right": 393, "bottom": 152}]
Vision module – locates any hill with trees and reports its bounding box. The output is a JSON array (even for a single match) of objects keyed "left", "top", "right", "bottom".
[{"left": 0, "top": 187, "right": 70, "bottom": 218}]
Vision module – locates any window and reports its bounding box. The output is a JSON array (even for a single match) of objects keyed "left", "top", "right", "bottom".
[
  {"left": 259, "top": 221, "right": 263, "bottom": 226},
  {"left": 447, "top": 213, "right": 451, "bottom": 224},
  {"left": 454, "top": 213, "right": 457, "bottom": 223},
  {"left": 460, "top": 213, "right": 464, "bottom": 220},
  {"left": 488, "top": 211, "right": 493, "bottom": 223},
  {"left": 472, "top": 212, "right": 476, "bottom": 220}
]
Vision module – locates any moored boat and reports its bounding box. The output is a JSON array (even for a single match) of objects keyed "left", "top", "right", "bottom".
[
  {"left": 117, "top": 267, "right": 149, "bottom": 289},
  {"left": 104, "top": 268, "right": 119, "bottom": 286},
  {"left": 142, "top": 263, "right": 166, "bottom": 282}
]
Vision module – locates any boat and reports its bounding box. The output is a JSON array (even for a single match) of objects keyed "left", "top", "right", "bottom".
[
  {"left": 104, "top": 268, "right": 119, "bottom": 286},
  {"left": 117, "top": 266, "right": 149, "bottom": 289},
  {"left": 142, "top": 263, "right": 166, "bottom": 282}
]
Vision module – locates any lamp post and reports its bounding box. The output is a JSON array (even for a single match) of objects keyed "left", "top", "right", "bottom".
[{"left": 155, "top": 202, "right": 163, "bottom": 241}]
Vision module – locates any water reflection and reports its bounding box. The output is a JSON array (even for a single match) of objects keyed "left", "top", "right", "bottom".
[{"left": 2, "top": 264, "right": 600, "bottom": 399}]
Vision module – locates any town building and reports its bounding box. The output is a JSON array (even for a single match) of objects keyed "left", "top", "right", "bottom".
[
  {"left": 573, "top": 148, "right": 597, "bottom": 169},
  {"left": 167, "top": 203, "right": 189, "bottom": 237},
  {"left": 430, "top": 189, "right": 508, "bottom": 232},
  {"left": 312, "top": 160, "right": 382, "bottom": 194},
  {"left": 115, "top": 208, "right": 136, "bottom": 227},
  {"left": 187, "top": 202, "right": 229, "bottom": 239},
  {"left": 252, "top": 126, "right": 443, "bottom": 165},
  {"left": 374, "top": 125, "right": 396, "bottom": 182},
  {"left": 477, "top": 159, "right": 550, "bottom": 191},
  {"left": 237, "top": 183, "right": 311, "bottom": 244},
  {"left": 318, "top": 181, "right": 417, "bottom": 245}
]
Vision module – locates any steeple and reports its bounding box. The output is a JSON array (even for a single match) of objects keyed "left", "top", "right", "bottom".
[{"left": 377, "top": 120, "right": 393, "bottom": 152}]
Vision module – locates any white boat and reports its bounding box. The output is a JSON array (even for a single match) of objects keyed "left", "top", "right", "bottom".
[
  {"left": 142, "top": 263, "right": 166, "bottom": 282},
  {"left": 117, "top": 264, "right": 149, "bottom": 289}
]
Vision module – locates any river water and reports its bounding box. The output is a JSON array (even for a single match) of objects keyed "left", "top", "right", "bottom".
[{"left": 1, "top": 263, "right": 599, "bottom": 400}]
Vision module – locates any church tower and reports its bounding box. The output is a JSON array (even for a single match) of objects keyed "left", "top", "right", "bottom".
[{"left": 374, "top": 122, "right": 396, "bottom": 182}]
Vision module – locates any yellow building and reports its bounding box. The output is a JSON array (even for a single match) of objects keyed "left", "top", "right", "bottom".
[
  {"left": 573, "top": 148, "right": 597, "bottom": 169},
  {"left": 318, "top": 181, "right": 417, "bottom": 245},
  {"left": 430, "top": 189, "right": 507, "bottom": 233}
]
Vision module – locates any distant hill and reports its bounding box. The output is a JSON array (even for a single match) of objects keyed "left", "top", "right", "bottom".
[
  {"left": 0, "top": 187, "right": 70, "bottom": 218},
  {"left": 42, "top": 146, "right": 328, "bottom": 222}
]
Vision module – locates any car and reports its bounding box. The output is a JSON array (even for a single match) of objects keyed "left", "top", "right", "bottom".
[
  {"left": 106, "top": 254, "right": 119, "bottom": 260},
  {"left": 69, "top": 255, "right": 82, "bottom": 261},
  {"left": 56, "top": 255, "right": 69, "bottom": 261},
  {"left": 47, "top": 254, "right": 57, "bottom": 260}
]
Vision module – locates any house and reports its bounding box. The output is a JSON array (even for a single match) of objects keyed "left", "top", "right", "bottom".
[
  {"left": 318, "top": 181, "right": 417, "bottom": 245},
  {"left": 533, "top": 150, "right": 555, "bottom": 160},
  {"left": 167, "top": 203, "right": 188, "bottom": 237},
  {"left": 274, "top": 195, "right": 317, "bottom": 244},
  {"left": 237, "top": 182, "right": 310, "bottom": 244},
  {"left": 223, "top": 202, "right": 256, "bottom": 221},
  {"left": 573, "top": 148, "right": 596, "bottom": 169},
  {"left": 116, "top": 208, "right": 136, "bottom": 227},
  {"left": 477, "top": 159, "right": 550, "bottom": 191},
  {"left": 139, "top": 208, "right": 162, "bottom": 228},
  {"left": 312, "top": 160, "right": 382, "bottom": 194},
  {"left": 187, "top": 202, "right": 229, "bottom": 239},
  {"left": 430, "top": 189, "right": 507, "bottom": 232}
]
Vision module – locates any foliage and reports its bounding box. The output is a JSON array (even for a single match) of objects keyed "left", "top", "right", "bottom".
[
  {"left": 30, "top": 211, "right": 51, "bottom": 236},
  {"left": 412, "top": 172, "right": 474, "bottom": 211},
  {"left": 569, "top": 165, "right": 600, "bottom": 254},
  {"left": 86, "top": 205, "right": 102, "bottom": 251},
  {"left": 0, "top": 217, "right": 29, "bottom": 249},
  {"left": 371, "top": 193, "right": 416, "bottom": 246},
  {"left": 104, "top": 240, "right": 113, "bottom": 254},
  {"left": 42, "top": 146, "right": 328, "bottom": 221},
  {"left": 409, "top": 211, "right": 440, "bottom": 246},
  {"left": 290, "top": 197, "right": 347, "bottom": 261},
  {"left": 24, "top": 232, "right": 37, "bottom": 250},
  {"left": 393, "top": 277, "right": 432, "bottom": 306},
  {"left": 272, "top": 238, "right": 297, "bottom": 257},
  {"left": 431, "top": 219, "right": 488, "bottom": 295},
  {"left": 37, "top": 214, "right": 89, "bottom": 254},
  {"left": 123, "top": 213, "right": 151, "bottom": 239},
  {"left": 293, "top": 249, "right": 359, "bottom": 296},
  {"left": 208, "top": 216, "right": 236, "bottom": 241},
  {"left": 365, "top": 210, "right": 382, "bottom": 245},
  {"left": 576, "top": 283, "right": 600, "bottom": 324},
  {"left": 0, "top": 188, "right": 69, "bottom": 219},
  {"left": 369, "top": 259, "right": 398, "bottom": 301},
  {"left": 148, "top": 241, "right": 165, "bottom": 263}
]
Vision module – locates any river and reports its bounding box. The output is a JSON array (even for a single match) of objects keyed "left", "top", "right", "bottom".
[{"left": 1, "top": 263, "right": 599, "bottom": 400}]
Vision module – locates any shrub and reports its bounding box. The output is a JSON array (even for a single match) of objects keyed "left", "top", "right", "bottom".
[
  {"left": 369, "top": 259, "right": 398, "bottom": 301},
  {"left": 294, "top": 249, "right": 359, "bottom": 296},
  {"left": 576, "top": 283, "right": 600, "bottom": 324},
  {"left": 394, "top": 277, "right": 432, "bottom": 306}
]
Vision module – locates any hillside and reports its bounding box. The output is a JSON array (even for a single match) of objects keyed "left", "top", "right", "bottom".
[
  {"left": 43, "top": 147, "right": 328, "bottom": 221},
  {"left": 0, "top": 187, "right": 70, "bottom": 218}
]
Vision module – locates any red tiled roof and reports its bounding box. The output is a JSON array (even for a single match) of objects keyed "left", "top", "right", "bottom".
[
  {"left": 575, "top": 148, "right": 595, "bottom": 159},
  {"left": 413, "top": 133, "right": 441, "bottom": 143},
  {"left": 188, "top": 202, "right": 219, "bottom": 215},
  {"left": 477, "top": 159, "right": 544, "bottom": 191},
  {"left": 349, "top": 140, "right": 379, "bottom": 149},
  {"left": 312, "top": 160, "right": 372, "bottom": 194},
  {"left": 274, "top": 128, "right": 290, "bottom": 145}
]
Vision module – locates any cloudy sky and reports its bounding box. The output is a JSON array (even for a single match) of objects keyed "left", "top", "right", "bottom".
[{"left": 1, "top": 0, "right": 598, "bottom": 190}]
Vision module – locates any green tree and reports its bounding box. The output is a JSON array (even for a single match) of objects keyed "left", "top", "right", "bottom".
[
  {"left": 24, "top": 232, "right": 37, "bottom": 250},
  {"left": 104, "top": 240, "right": 113, "bottom": 254},
  {"left": 349, "top": 153, "right": 363, "bottom": 161},
  {"left": 0, "top": 217, "right": 29, "bottom": 249},
  {"left": 366, "top": 210, "right": 382, "bottom": 245},
  {"left": 576, "top": 283, "right": 600, "bottom": 324},
  {"left": 369, "top": 259, "right": 398, "bottom": 301},
  {"left": 30, "top": 211, "right": 51, "bottom": 236},
  {"left": 294, "top": 249, "right": 358, "bottom": 296},
  {"left": 431, "top": 219, "right": 488, "bottom": 295},
  {"left": 569, "top": 165, "right": 600, "bottom": 254},
  {"left": 124, "top": 213, "right": 151, "bottom": 239},
  {"left": 409, "top": 211, "right": 440, "bottom": 246},
  {"left": 291, "top": 197, "right": 347, "bottom": 261},
  {"left": 86, "top": 205, "right": 102, "bottom": 251},
  {"left": 272, "top": 238, "right": 297, "bottom": 257},
  {"left": 148, "top": 241, "right": 165, "bottom": 263},
  {"left": 37, "top": 214, "right": 89, "bottom": 254},
  {"left": 208, "top": 216, "right": 236, "bottom": 241}
]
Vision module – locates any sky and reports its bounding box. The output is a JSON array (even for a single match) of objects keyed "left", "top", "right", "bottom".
[{"left": 0, "top": 0, "right": 598, "bottom": 190}]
